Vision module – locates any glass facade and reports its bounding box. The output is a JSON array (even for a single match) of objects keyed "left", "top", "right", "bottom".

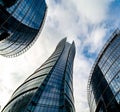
[
  {"left": 87, "top": 29, "right": 120, "bottom": 112},
  {"left": 0, "top": 0, "right": 47, "bottom": 57},
  {"left": 2, "top": 38, "right": 76, "bottom": 112}
]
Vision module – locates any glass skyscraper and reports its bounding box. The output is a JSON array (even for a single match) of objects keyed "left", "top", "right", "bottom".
[
  {"left": 2, "top": 38, "right": 76, "bottom": 112},
  {"left": 87, "top": 29, "right": 120, "bottom": 112},
  {"left": 0, "top": 0, "right": 47, "bottom": 57}
]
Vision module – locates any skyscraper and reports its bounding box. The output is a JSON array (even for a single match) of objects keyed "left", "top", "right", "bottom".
[
  {"left": 0, "top": 0, "right": 47, "bottom": 57},
  {"left": 2, "top": 38, "right": 76, "bottom": 112},
  {"left": 87, "top": 29, "right": 120, "bottom": 112}
]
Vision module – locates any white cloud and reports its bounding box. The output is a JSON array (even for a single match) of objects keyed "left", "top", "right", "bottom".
[
  {"left": 0, "top": 0, "right": 118, "bottom": 112},
  {"left": 73, "top": 53, "right": 92, "bottom": 112},
  {"left": 73, "top": 0, "right": 114, "bottom": 24},
  {"left": 85, "top": 25, "right": 107, "bottom": 53}
]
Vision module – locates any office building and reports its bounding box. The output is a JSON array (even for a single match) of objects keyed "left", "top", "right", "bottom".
[
  {"left": 0, "top": 0, "right": 47, "bottom": 57},
  {"left": 2, "top": 38, "right": 76, "bottom": 112},
  {"left": 87, "top": 29, "right": 120, "bottom": 112}
]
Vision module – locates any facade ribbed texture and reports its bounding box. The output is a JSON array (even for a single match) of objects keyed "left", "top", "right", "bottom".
[
  {"left": 87, "top": 29, "right": 120, "bottom": 112},
  {"left": 2, "top": 38, "right": 76, "bottom": 112},
  {"left": 0, "top": 0, "right": 47, "bottom": 57}
]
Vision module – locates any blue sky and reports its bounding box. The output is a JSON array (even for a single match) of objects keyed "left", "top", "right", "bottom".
[{"left": 0, "top": 0, "right": 120, "bottom": 112}]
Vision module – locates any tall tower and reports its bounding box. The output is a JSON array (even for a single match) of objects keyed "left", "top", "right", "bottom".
[
  {"left": 2, "top": 38, "right": 76, "bottom": 112},
  {"left": 87, "top": 29, "right": 120, "bottom": 112},
  {"left": 0, "top": 0, "right": 47, "bottom": 57}
]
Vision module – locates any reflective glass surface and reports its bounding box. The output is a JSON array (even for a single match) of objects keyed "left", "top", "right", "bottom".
[
  {"left": 26, "top": 39, "right": 75, "bottom": 112},
  {"left": 33, "top": 43, "right": 71, "bottom": 112},
  {"left": 88, "top": 33, "right": 120, "bottom": 112},
  {"left": 2, "top": 38, "right": 76, "bottom": 112},
  {"left": 98, "top": 35, "right": 120, "bottom": 106},
  {"left": 0, "top": 0, "right": 47, "bottom": 57}
]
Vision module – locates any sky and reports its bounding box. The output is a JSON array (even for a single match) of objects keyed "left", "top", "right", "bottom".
[{"left": 0, "top": 0, "right": 120, "bottom": 112}]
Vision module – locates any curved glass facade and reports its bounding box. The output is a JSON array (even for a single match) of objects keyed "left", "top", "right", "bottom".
[
  {"left": 0, "top": 0, "right": 47, "bottom": 57},
  {"left": 2, "top": 38, "right": 76, "bottom": 112},
  {"left": 87, "top": 29, "right": 120, "bottom": 112}
]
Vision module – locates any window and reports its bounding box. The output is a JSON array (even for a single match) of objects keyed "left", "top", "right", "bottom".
[{"left": 0, "top": 31, "right": 10, "bottom": 41}]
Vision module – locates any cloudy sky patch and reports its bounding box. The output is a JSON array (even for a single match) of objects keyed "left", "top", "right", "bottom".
[{"left": 0, "top": 0, "right": 120, "bottom": 112}]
